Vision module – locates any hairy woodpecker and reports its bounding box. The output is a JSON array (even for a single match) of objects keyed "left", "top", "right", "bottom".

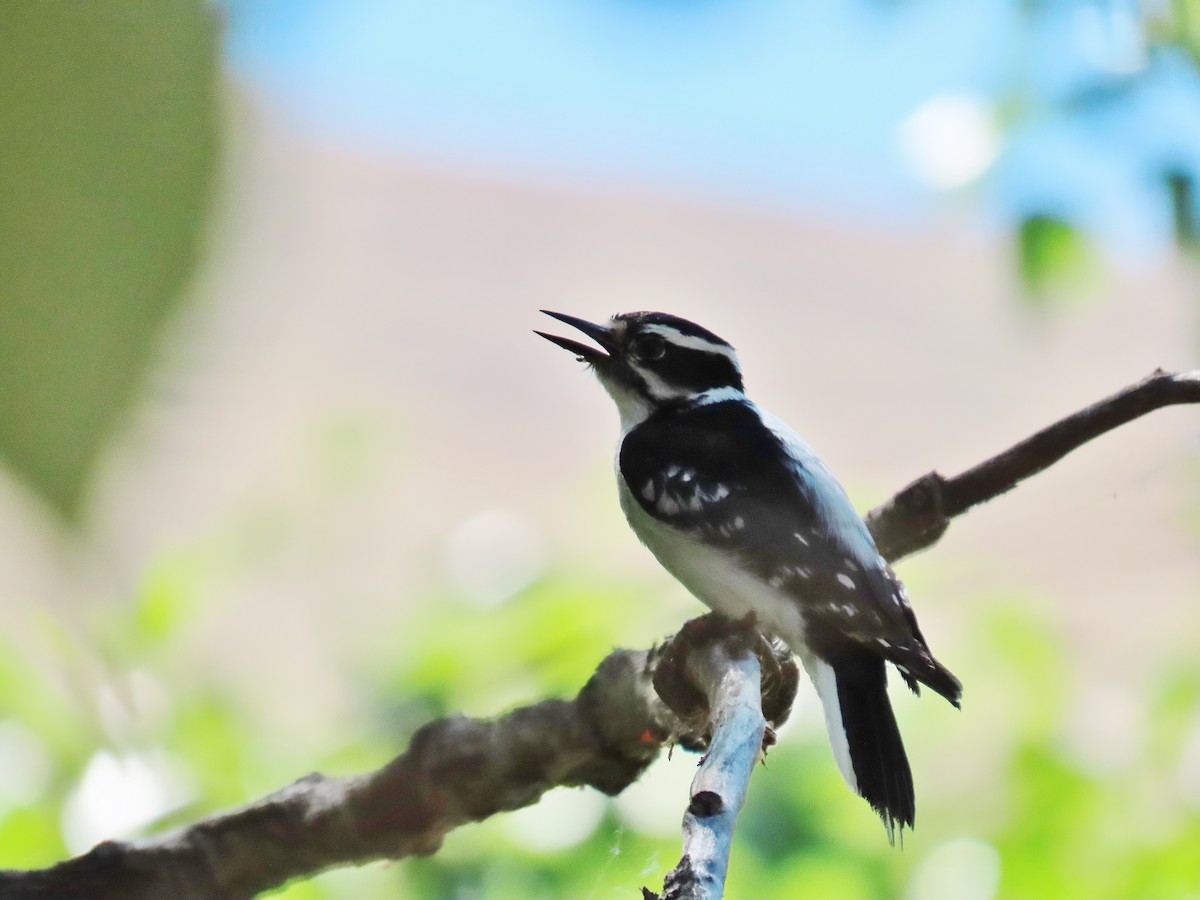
[{"left": 536, "top": 310, "right": 961, "bottom": 838}]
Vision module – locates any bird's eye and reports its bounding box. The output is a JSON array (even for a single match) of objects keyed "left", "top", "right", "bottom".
[{"left": 631, "top": 334, "right": 667, "bottom": 362}]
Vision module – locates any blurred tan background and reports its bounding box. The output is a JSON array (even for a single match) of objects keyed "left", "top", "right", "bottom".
[{"left": 4, "top": 87, "right": 1195, "bottom": 747}]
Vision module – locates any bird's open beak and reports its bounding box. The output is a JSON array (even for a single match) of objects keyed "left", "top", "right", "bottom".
[{"left": 535, "top": 311, "right": 616, "bottom": 363}]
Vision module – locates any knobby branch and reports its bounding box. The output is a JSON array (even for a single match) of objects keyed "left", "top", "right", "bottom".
[{"left": 2, "top": 369, "right": 1195, "bottom": 900}]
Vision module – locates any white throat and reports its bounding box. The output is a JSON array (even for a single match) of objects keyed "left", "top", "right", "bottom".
[
  {"left": 599, "top": 375, "right": 746, "bottom": 435},
  {"left": 601, "top": 378, "right": 656, "bottom": 434}
]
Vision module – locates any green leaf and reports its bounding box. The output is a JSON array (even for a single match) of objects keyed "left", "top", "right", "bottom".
[
  {"left": 1017, "top": 214, "right": 1091, "bottom": 301},
  {"left": 1166, "top": 169, "right": 1198, "bottom": 252},
  {"left": 0, "top": 3, "right": 219, "bottom": 518}
]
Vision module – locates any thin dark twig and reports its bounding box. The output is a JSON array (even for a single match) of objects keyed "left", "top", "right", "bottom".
[{"left": 866, "top": 369, "right": 1200, "bottom": 561}]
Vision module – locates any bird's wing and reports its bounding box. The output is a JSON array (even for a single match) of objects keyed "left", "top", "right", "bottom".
[{"left": 619, "top": 401, "right": 961, "bottom": 706}]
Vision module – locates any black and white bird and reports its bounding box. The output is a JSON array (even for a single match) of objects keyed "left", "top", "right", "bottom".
[{"left": 536, "top": 310, "right": 961, "bottom": 838}]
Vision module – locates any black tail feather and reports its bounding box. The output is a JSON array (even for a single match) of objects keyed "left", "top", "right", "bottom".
[
  {"left": 908, "top": 654, "right": 962, "bottom": 709},
  {"left": 832, "top": 650, "right": 915, "bottom": 842},
  {"left": 885, "top": 645, "right": 962, "bottom": 709}
]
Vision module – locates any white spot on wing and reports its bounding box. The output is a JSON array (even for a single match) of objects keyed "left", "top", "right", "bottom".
[
  {"left": 837, "top": 573, "right": 856, "bottom": 589},
  {"left": 703, "top": 484, "right": 731, "bottom": 502},
  {"left": 794, "top": 532, "right": 809, "bottom": 546}
]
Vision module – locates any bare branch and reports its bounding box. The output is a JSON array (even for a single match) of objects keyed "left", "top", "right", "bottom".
[
  {"left": 866, "top": 369, "right": 1200, "bottom": 561},
  {"left": 4, "top": 370, "right": 1197, "bottom": 899},
  {"left": 0, "top": 649, "right": 681, "bottom": 900},
  {"left": 672, "top": 646, "right": 763, "bottom": 899}
]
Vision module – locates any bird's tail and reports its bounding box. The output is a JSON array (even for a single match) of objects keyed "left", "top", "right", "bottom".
[{"left": 809, "top": 649, "right": 914, "bottom": 842}]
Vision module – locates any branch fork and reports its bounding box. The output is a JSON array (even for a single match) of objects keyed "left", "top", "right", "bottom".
[
  {"left": 3, "top": 369, "right": 1196, "bottom": 899},
  {"left": 643, "top": 615, "right": 798, "bottom": 900}
]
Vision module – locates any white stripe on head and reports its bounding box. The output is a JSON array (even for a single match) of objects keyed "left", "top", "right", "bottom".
[
  {"left": 635, "top": 366, "right": 693, "bottom": 403},
  {"left": 640, "top": 324, "right": 741, "bottom": 371}
]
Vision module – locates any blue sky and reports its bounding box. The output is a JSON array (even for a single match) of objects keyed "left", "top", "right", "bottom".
[{"left": 224, "top": 0, "right": 1200, "bottom": 255}]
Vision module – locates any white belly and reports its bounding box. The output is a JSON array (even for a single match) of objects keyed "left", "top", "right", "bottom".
[
  {"left": 618, "top": 471, "right": 853, "bottom": 793},
  {"left": 618, "top": 476, "right": 808, "bottom": 654}
]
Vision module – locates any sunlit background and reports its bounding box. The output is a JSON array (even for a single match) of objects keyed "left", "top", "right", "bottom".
[{"left": 2, "top": 1, "right": 1200, "bottom": 897}]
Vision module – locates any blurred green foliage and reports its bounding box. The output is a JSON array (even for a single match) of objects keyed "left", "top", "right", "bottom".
[
  {"left": 1017, "top": 214, "right": 1095, "bottom": 301},
  {"left": 1150, "top": 0, "right": 1200, "bottom": 69},
  {"left": 3, "top": 566, "right": 1200, "bottom": 900},
  {"left": 0, "top": 3, "right": 219, "bottom": 518}
]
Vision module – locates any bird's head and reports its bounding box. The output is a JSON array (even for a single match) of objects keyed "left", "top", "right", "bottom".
[{"left": 536, "top": 310, "right": 745, "bottom": 429}]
